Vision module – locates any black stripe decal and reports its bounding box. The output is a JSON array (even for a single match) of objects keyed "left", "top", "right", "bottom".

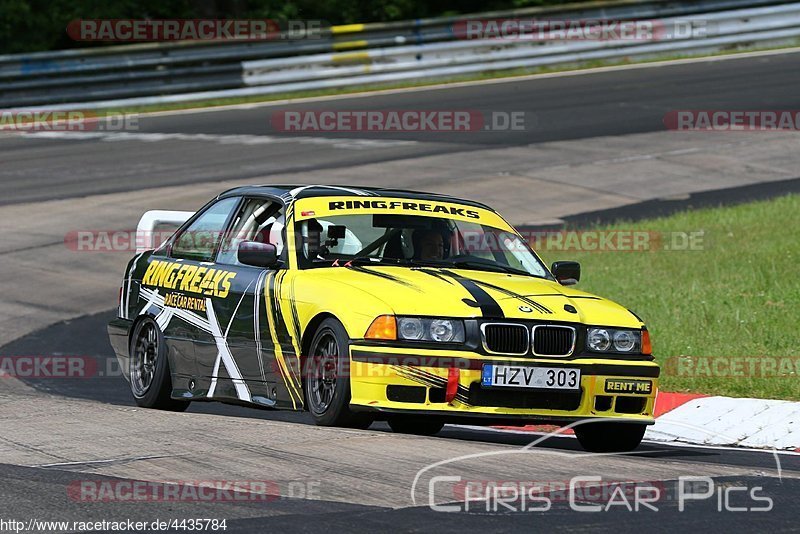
[
  {"left": 393, "top": 366, "right": 471, "bottom": 405},
  {"left": 438, "top": 269, "right": 552, "bottom": 314},
  {"left": 268, "top": 270, "right": 303, "bottom": 404},
  {"left": 253, "top": 271, "right": 269, "bottom": 381},
  {"left": 519, "top": 293, "right": 600, "bottom": 300},
  {"left": 275, "top": 271, "right": 298, "bottom": 356},
  {"left": 288, "top": 278, "right": 303, "bottom": 347},
  {"left": 471, "top": 280, "right": 552, "bottom": 314},
  {"left": 406, "top": 367, "right": 470, "bottom": 404},
  {"left": 414, "top": 268, "right": 455, "bottom": 285},
  {"left": 346, "top": 265, "right": 419, "bottom": 290},
  {"left": 437, "top": 270, "right": 504, "bottom": 318}
]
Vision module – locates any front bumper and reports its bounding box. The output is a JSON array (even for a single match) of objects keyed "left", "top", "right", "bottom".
[{"left": 348, "top": 345, "right": 659, "bottom": 425}]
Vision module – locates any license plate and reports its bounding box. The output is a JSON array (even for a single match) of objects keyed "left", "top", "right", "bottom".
[{"left": 481, "top": 365, "right": 581, "bottom": 390}]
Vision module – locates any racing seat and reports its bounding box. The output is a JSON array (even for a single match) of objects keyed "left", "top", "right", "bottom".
[{"left": 382, "top": 231, "right": 407, "bottom": 260}]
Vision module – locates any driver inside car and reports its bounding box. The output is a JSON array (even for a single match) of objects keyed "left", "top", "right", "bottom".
[{"left": 412, "top": 228, "right": 446, "bottom": 261}]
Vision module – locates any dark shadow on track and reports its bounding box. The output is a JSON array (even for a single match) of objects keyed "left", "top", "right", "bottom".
[
  {"left": 0, "top": 308, "right": 313, "bottom": 424},
  {"left": 3, "top": 461, "right": 797, "bottom": 533},
  {"left": 3, "top": 308, "right": 799, "bottom": 474}
]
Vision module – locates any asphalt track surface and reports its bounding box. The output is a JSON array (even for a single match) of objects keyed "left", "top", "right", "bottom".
[
  {"left": 2, "top": 50, "right": 800, "bottom": 533},
  {"left": 2, "top": 311, "right": 800, "bottom": 532},
  {"left": 3, "top": 311, "right": 800, "bottom": 532},
  {"left": 2, "top": 50, "right": 800, "bottom": 204}
]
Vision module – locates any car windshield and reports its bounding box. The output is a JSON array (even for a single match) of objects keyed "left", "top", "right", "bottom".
[{"left": 295, "top": 213, "right": 551, "bottom": 278}]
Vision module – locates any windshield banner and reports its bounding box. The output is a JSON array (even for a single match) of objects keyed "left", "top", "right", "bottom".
[{"left": 293, "top": 196, "right": 511, "bottom": 229}]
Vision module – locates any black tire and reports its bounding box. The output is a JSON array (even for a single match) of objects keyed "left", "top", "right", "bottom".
[
  {"left": 574, "top": 421, "right": 646, "bottom": 453},
  {"left": 129, "top": 318, "right": 190, "bottom": 412},
  {"left": 304, "top": 318, "right": 372, "bottom": 429},
  {"left": 388, "top": 416, "right": 445, "bottom": 436}
]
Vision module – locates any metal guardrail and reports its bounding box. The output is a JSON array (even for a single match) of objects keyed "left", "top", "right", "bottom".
[{"left": 1, "top": 0, "right": 797, "bottom": 110}]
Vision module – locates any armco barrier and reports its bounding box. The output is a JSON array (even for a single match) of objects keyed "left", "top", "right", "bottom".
[{"left": 0, "top": 0, "right": 797, "bottom": 110}]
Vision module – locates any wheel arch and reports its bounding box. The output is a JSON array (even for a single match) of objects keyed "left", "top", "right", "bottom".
[
  {"left": 300, "top": 312, "right": 339, "bottom": 369},
  {"left": 298, "top": 312, "right": 339, "bottom": 408},
  {"left": 127, "top": 310, "right": 160, "bottom": 352}
]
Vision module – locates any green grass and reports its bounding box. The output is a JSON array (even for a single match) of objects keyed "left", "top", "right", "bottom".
[
  {"left": 541, "top": 195, "right": 800, "bottom": 400},
  {"left": 96, "top": 40, "right": 800, "bottom": 116}
]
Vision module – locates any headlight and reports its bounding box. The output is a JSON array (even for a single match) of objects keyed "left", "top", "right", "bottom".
[
  {"left": 612, "top": 330, "right": 636, "bottom": 352},
  {"left": 397, "top": 317, "right": 465, "bottom": 343},
  {"left": 430, "top": 319, "right": 457, "bottom": 342},
  {"left": 587, "top": 328, "right": 611, "bottom": 351},
  {"left": 587, "top": 327, "right": 641, "bottom": 353},
  {"left": 398, "top": 318, "right": 424, "bottom": 340}
]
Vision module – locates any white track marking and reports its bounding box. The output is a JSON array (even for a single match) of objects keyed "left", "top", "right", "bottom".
[{"left": 18, "top": 131, "right": 418, "bottom": 150}]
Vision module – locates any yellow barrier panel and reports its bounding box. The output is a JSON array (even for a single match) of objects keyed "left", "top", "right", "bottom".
[
  {"left": 331, "top": 23, "right": 366, "bottom": 35},
  {"left": 331, "top": 52, "right": 371, "bottom": 64},
  {"left": 332, "top": 40, "right": 369, "bottom": 51}
]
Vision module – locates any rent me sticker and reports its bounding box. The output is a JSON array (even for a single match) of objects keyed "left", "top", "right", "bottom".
[{"left": 604, "top": 379, "right": 653, "bottom": 395}]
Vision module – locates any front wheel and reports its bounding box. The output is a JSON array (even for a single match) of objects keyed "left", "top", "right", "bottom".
[
  {"left": 574, "top": 421, "right": 646, "bottom": 453},
  {"left": 129, "top": 318, "right": 190, "bottom": 412},
  {"left": 304, "top": 318, "right": 372, "bottom": 429}
]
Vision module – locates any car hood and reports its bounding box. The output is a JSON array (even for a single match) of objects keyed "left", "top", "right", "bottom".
[{"left": 308, "top": 265, "right": 641, "bottom": 327}]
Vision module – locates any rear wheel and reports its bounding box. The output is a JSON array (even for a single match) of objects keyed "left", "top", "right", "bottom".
[
  {"left": 388, "top": 416, "right": 445, "bottom": 436},
  {"left": 574, "top": 421, "right": 646, "bottom": 453},
  {"left": 129, "top": 318, "right": 190, "bottom": 412},
  {"left": 304, "top": 318, "right": 372, "bottom": 429}
]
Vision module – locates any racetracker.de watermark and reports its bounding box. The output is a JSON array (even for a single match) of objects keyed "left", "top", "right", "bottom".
[
  {"left": 664, "top": 356, "right": 800, "bottom": 378},
  {"left": 664, "top": 110, "right": 800, "bottom": 131},
  {"left": 0, "top": 355, "right": 117, "bottom": 379},
  {"left": 67, "top": 479, "right": 320, "bottom": 502},
  {"left": 67, "top": 479, "right": 320, "bottom": 503},
  {"left": 67, "top": 19, "right": 325, "bottom": 41},
  {"left": 520, "top": 230, "right": 705, "bottom": 252},
  {"left": 451, "top": 18, "right": 708, "bottom": 41},
  {"left": 0, "top": 111, "right": 139, "bottom": 132},
  {"left": 270, "top": 110, "right": 527, "bottom": 132},
  {"left": 65, "top": 229, "right": 706, "bottom": 253}
]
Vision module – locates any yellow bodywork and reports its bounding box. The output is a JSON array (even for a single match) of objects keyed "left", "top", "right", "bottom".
[{"left": 272, "top": 196, "right": 659, "bottom": 423}]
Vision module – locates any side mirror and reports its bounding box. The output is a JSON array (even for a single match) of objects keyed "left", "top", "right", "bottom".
[
  {"left": 238, "top": 241, "right": 279, "bottom": 269},
  {"left": 551, "top": 261, "right": 580, "bottom": 286}
]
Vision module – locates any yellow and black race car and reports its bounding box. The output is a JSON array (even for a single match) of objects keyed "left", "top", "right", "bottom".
[{"left": 108, "top": 185, "right": 659, "bottom": 452}]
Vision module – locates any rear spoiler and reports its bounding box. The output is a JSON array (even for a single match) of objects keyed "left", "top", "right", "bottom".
[{"left": 136, "top": 210, "right": 194, "bottom": 253}]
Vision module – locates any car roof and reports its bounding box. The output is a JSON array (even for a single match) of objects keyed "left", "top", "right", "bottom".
[{"left": 217, "top": 184, "right": 495, "bottom": 211}]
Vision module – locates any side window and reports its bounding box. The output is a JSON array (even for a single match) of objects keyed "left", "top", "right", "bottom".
[
  {"left": 217, "top": 198, "right": 285, "bottom": 266},
  {"left": 171, "top": 197, "right": 239, "bottom": 262}
]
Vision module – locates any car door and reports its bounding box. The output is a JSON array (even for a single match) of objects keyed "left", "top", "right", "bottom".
[
  {"left": 136, "top": 196, "right": 240, "bottom": 397},
  {"left": 203, "top": 196, "right": 295, "bottom": 408},
  {"left": 155, "top": 195, "right": 242, "bottom": 399}
]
